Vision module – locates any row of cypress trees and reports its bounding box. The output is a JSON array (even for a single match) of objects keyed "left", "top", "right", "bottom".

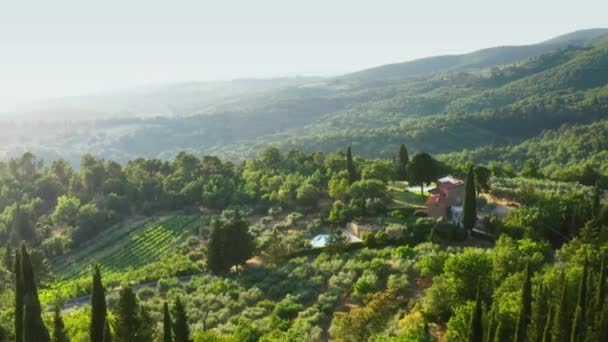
[
  {"left": 467, "top": 258, "right": 608, "bottom": 342},
  {"left": 12, "top": 245, "right": 192, "bottom": 341}
]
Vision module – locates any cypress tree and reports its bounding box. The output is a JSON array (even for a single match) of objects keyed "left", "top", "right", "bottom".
[
  {"left": 569, "top": 306, "right": 581, "bottom": 342},
  {"left": 463, "top": 165, "right": 477, "bottom": 232},
  {"left": 469, "top": 284, "right": 483, "bottom": 342},
  {"left": 52, "top": 305, "right": 69, "bottom": 342},
  {"left": 0, "top": 325, "right": 7, "bottom": 342},
  {"left": 114, "top": 286, "right": 139, "bottom": 342},
  {"left": 597, "top": 255, "right": 606, "bottom": 316},
  {"left": 21, "top": 244, "right": 51, "bottom": 342},
  {"left": 102, "top": 320, "right": 112, "bottom": 342},
  {"left": 486, "top": 307, "right": 495, "bottom": 342},
  {"left": 571, "top": 259, "right": 588, "bottom": 340},
  {"left": 599, "top": 299, "right": 608, "bottom": 342},
  {"left": 542, "top": 305, "right": 553, "bottom": 342},
  {"left": 396, "top": 144, "right": 409, "bottom": 181},
  {"left": 592, "top": 181, "right": 601, "bottom": 218},
  {"left": 514, "top": 264, "right": 532, "bottom": 342},
  {"left": 552, "top": 273, "right": 569, "bottom": 342},
  {"left": 346, "top": 146, "right": 357, "bottom": 184},
  {"left": 533, "top": 283, "right": 549, "bottom": 342},
  {"left": 493, "top": 321, "right": 503, "bottom": 342},
  {"left": 3, "top": 244, "right": 12, "bottom": 270},
  {"left": 163, "top": 302, "right": 173, "bottom": 342},
  {"left": 172, "top": 297, "right": 190, "bottom": 342},
  {"left": 90, "top": 265, "right": 107, "bottom": 342},
  {"left": 14, "top": 249, "right": 23, "bottom": 342}
]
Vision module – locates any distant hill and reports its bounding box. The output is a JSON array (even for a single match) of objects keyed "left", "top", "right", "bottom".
[
  {"left": 0, "top": 77, "right": 321, "bottom": 121},
  {"left": 1, "top": 28, "right": 608, "bottom": 165},
  {"left": 342, "top": 28, "right": 608, "bottom": 83}
]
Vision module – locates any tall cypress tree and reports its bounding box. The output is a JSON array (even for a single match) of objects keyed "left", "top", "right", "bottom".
[
  {"left": 396, "top": 144, "right": 409, "bottom": 181},
  {"left": 533, "top": 283, "right": 549, "bottom": 342},
  {"left": 592, "top": 181, "right": 601, "bottom": 218},
  {"left": 597, "top": 256, "right": 606, "bottom": 317},
  {"left": 599, "top": 299, "right": 608, "bottom": 342},
  {"left": 469, "top": 284, "right": 483, "bottom": 342},
  {"left": 463, "top": 165, "right": 477, "bottom": 232},
  {"left": 21, "top": 245, "right": 51, "bottom": 342},
  {"left": 3, "top": 244, "right": 12, "bottom": 270},
  {"left": 90, "top": 265, "right": 107, "bottom": 342},
  {"left": 542, "top": 305, "right": 553, "bottom": 342},
  {"left": 346, "top": 146, "right": 357, "bottom": 185},
  {"left": 14, "top": 250, "right": 23, "bottom": 342},
  {"left": 114, "top": 286, "right": 140, "bottom": 342},
  {"left": 52, "top": 305, "right": 69, "bottom": 342},
  {"left": 172, "top": 297, "right": 190, "bottom": 342},
  {"left": 569, "top": 306, "right": 581, "bottom": 342},
  {"left": 163, "top": 302, "right": 173, "bottom": 342},
  {"left": 514, "top": 264, "right": 532, "bottom": 342},
  {"left": 493, "top": 322, "right": 503, "bottom": 342},
  {"left": 102, "top": 320, "right": 112, "bottom": 342},
  {"left": 571, "top": 259, "right": 588, "bottom": 340},
  {"left": 552, "top": 273, "right": 569, "bottom": 342}
]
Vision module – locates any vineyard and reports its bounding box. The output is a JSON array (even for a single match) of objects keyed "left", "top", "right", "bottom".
[{"left": 51, "top": 215, "right": 207, "bottom": 279}]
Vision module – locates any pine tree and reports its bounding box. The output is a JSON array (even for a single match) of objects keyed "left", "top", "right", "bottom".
[
  {"left": 469, "top": 284, "right": 483, "bottom": 342},
  {"left": 114, "top": 287, "right": 140, "bottom": 342},
  {"left": 346, "top": 146, "right": 357, "bottom": 184},
  {"left": 90, "top": 265, "right": 107, "bottom": 342},
  {"left": 463, "top": 165, "right": 477, "bottom": 232},
  {"left": 102, "top": 320, "right": 112, "bottom": 342},
  {"left": 163, "top": 302, "right": 173, "bottom": 342},
  {"left": 21, "top": 244, "right": 51, "bottom": 342},
  {"left": 52, "top": 305, "right": 69, "bottom": 342},
  {"left": 396, "top": 144, "right": 409, "bottom": 181},
  {"left": 14, "top": 249, "right": 23, "bottom": 342},
  {"left": 514, "top": 264, "right": 532, "bottom": 342},
  {"left": 552, "top": 273, "right": 569, "bottom": 342},
  {"left": 172, "top": 297, "right": 190, "bottom": 342}
]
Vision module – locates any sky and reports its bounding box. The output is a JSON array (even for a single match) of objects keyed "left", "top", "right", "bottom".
[{"left": 0, "top": 0, "right": 606, "bottom": 110}]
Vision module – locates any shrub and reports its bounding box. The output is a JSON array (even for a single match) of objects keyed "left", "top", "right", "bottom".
[
  {"left": 353, "top": 272, "right": 378, "bottom": 297},
  {"left": 387, "top": 274, "right": 409, "bottom": 292},
  {"left": 137, "top": 286, "right": 156, "bottom": 301}
]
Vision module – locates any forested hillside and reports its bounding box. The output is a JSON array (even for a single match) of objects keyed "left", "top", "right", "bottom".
[
  {"left": 2, "top": 29, "right": 608, "bottom": 166},
  {"left": 0, "top": 144, "right": 606, "bottom": 341}
]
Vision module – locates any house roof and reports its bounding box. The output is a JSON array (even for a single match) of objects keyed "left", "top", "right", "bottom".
[{"left": 436, "top": 175, "right": 464, "bottom": 189}]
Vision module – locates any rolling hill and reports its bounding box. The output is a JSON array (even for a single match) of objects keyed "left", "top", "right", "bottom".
[{"left": 1, "top": 28, "right": 608, "bottom": 165}]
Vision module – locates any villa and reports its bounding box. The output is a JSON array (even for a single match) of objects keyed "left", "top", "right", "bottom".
[{"left": 426, "top": 176, "right": 465, "bottom": 222}]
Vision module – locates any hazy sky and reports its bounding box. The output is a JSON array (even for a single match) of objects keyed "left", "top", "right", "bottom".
[{"left": 0, "top": 0, "right": 606, "bottom": 109}]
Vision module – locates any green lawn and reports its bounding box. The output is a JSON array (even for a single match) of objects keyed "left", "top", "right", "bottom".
[{"left": 388, "top": 182, "right": 428, "bottom": 209}]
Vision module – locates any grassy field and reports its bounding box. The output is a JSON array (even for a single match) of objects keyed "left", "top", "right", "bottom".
[
  {"left": 51, "top": 215, "right": 207, "bottom": 279},
  {"left": 388, "top": 181, "right": 428, "bottom": 209}
]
